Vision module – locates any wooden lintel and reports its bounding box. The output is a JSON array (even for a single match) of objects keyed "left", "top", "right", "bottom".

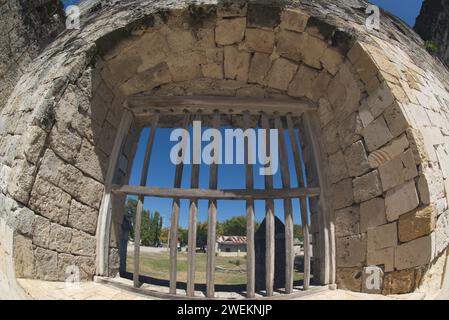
[{"left": 126, "top": 96, "right": 317, "bottom": 116}]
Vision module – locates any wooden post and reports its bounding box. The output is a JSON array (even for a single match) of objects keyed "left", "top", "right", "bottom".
[
  {"left": 302, "top": 113, "right": 335, "bottom": 286},
  {"left": 261, "top": 113, "right": 275, "bottom": 297},
  {"left": 274, "top": 115, "right": 294, "bottom": 294},
  {"left": 243, "top": 112, "right": 255, "bottom": 298},
  {"left": 96, "top": 109, "right": 133, "bottom": 276},
  {"left": 286, "top": 114, "right": 311, "bottom": 290},
  {"left": 133, "top": 198, "right": 143, "bottom": 288},
  {"left": 134, "top": 113, "right": 160, "bottom": 288},
  {"left": 169, "top": 113, "right": 191, "bottom": 294},
  {"left": 187, "top": 114, "right": 201, "bottom": 297},
  {"left": 206, "top": 111, "right": 220, "bottom": 298}
]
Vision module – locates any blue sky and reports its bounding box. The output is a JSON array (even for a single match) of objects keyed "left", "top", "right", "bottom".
[
  {"left": 128, "top": 127, "right": 310, "bottom": 228},
  {"left": 370, "top": 0, "right": 424, "bottom": 26},
  {"left": 62, "top": 0, "right": 80, "bottom": 7}
]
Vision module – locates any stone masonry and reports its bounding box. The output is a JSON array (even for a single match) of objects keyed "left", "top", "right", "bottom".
[
  {"left": 0, "top": 0, "right": 65, "bottom": 111},
  {"left": 1, "top": 0, "right": 449, "bottom": 298}
]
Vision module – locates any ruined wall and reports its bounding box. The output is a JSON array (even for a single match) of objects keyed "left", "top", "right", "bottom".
[
  {"left": 0, "top": 0, "right": 65, "bottom": 111},
  {"left": 415, "top": 0, "right": 449, "bottom": 67},
  {"left": 0, "top": 0, "right": 65, "bottom": 298},
  {"left": 1, "top": 0, "right": 449, "bottom": 298}
]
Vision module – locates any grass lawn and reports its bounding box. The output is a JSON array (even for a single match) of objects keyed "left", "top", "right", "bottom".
[{"left": 127, "top": 251, "right": 304, "bottom": 285}]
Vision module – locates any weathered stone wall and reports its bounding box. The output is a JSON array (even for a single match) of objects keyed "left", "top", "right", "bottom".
[
  {"left": 1, "top": 0, "right": 449, "bottom": 298},
  {"left": 0, "top": 0, "right": 65, "bottom": 111},
  {"left": 415, "top": 0, "right": 449, "bottom": 67},
  {"left": 334, "top": 39, "right": 449, "bottom": 294}
]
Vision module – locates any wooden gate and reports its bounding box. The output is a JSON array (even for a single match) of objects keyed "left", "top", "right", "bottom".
[{"left": 106, "top": 95, "right": 322, "bottom": 298}]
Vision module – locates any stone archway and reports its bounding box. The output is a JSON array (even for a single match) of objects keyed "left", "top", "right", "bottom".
[{"left": 1, "top": 0, "right": 449, "bottom": 298}]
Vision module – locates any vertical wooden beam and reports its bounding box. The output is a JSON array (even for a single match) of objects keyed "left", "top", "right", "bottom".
[
  {"left": 169, "top": 113, "right": 191, "bottom": 294},
  {"left": 133, "top": 198, "right": 143, "bottom": 288},
  {"left": 187, "top": 114, "right": 201, "bottom": 297},
  {"left": 274, "top": 114, "right": 294, "bottom": 294},
  {"left": 260, "top": 113, "right": 275, "bottom": 297},
  {"left": 206, "top": 111, "right": 220, "bottom": 298},
  {"left": 134, "top": 113, "right": 160, "bottom": 288},
  {"left": 302, "top": 113, "right": 335, "bottom": 286},
  {"left": 243, "top": 112, "right": 255, "bottom": 299},
  {"left": 96, "top": 109, "right": 133, "bottom": 276},
  {"left": 286, "top": 114, "right": 311, "bottom": 290}
]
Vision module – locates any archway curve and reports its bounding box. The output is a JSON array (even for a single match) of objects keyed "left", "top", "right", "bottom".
[{"left": 1, "top": 0, "right": 449, "bottom": 298}]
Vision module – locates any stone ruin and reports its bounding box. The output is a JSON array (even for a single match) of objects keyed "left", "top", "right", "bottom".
[
  {"left": 255, "top": 216, "right": 286, "bottom": 291},
  {"left": 1, "top": 0, "right": 449, "bottom": 298}
]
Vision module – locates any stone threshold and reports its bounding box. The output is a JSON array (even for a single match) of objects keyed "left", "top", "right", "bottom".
[{"left": 95, "top": 276, "right": 335, "bottom": 300}]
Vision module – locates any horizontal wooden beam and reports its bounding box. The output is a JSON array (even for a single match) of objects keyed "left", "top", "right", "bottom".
[
  {"left": 126, "top": 96, "right": 317, "bottom": 116},
  {"left": 112, "top": 185, "right": 320, "bottom": 200}
]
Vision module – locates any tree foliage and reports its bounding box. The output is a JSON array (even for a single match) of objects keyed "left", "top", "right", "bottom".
[
  {"left": 125, "top": 199, "right": 306, "bottom": 248},
  {"left": 293, "top": 224, "right": 304, "bottom": 243},
  {"left": 220, "top": 216, "right": 247, "bottom": 236},
  {"left": 196, "top": 221, "right": 208, "bottom": 250},
  {"left": 126, "top": 198, "right": 163, "bottom": 247}
]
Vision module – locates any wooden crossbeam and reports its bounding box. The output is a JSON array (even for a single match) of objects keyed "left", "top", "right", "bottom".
[
  {"left": 112, "top": 186, "right": 320, "bottom": 200},
  {"left": 134, "top": 113, "right": 159, "bottom": 288},
  {"left": 126, "top": 96, "right": 317, "bottom": 117},
  {"left": 286, "top": 114, "right": 311, "bottom": 290}
]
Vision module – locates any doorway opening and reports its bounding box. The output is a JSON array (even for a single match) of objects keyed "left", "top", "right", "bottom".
[{"left": 107, "top": 95, "right": 325, "bottom": 299}]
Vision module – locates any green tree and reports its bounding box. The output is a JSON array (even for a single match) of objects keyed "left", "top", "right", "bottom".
[
  {"left": 293, "top": 224, "right": 304, "bottom": 243},
  {"left": 216, "top": 221, "right": 224, "bottom": 236},
  {"left": 221, "top": 216, "right": 247, "bottom": 236},
  {"left": 196, "top": 221, "right": 208, "bottom": 250},
  {"left": 126, "top": 199, "right": 137, "bottom": 240},
  {"left": 178, "top": 227, "right": 189, "bottom": 247},
  {"left": 125, "top": 198, "right": 163, "bottom": 246},
  {"left": 160, "top": 227, "right": 169, "bottom": 245},
  {"left": 140, "top": 210, "right": 152, "bottom": 246},
  {"left": 424, "top": 40, "right": 438, "bottom": 54}
]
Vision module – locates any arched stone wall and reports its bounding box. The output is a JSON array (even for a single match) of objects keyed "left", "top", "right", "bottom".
[{"left": 1, "top": 0, "right": 449, "bottom": 298}]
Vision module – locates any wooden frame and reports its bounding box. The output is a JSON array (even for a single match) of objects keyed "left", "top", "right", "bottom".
[
  {"left": 187, "top": 113, "right": 201, "bottom": 297},
  {"left": 206, "top": 111, "right": 220, "bottom": 298},
  {"left": 112, "top": 186, "right": 320, "bottom": 200},
  {"left": 96, "top": 109, "right": 133, "bottom": 276},
  {"left": 98, "top": 95, "right": 335, "bottom": 298},
  {"left": 275, "top": 114, "right": 294, "bottom": 294},
  {"left": 302, "top": 113, "right": 336, "bottom": 285},
  {"left": 286, "top": 114, "right": 311, "bottom": 290},
  {"left": 133, "top": 113, "right": 159, "bottom": 287},
  {"left": 261, "top": 113, "right": 275, "bottom": 297},
  {"left": 243, "top": 112, "right": 255, "bottom": 299},
  {"left": 126, "top": 96, "right": 317, "bottom": 117},
  {"left": 168, "top": 113, "right": 190, "bottom": 294}
]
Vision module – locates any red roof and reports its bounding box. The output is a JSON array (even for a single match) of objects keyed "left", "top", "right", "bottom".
[{"left": 217, "top": 236, "right": 247, "bottom": 245}]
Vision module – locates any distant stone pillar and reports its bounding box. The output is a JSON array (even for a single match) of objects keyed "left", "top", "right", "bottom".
[{"left": 255, "top": 217, "right": 286, "bottom": 291}]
